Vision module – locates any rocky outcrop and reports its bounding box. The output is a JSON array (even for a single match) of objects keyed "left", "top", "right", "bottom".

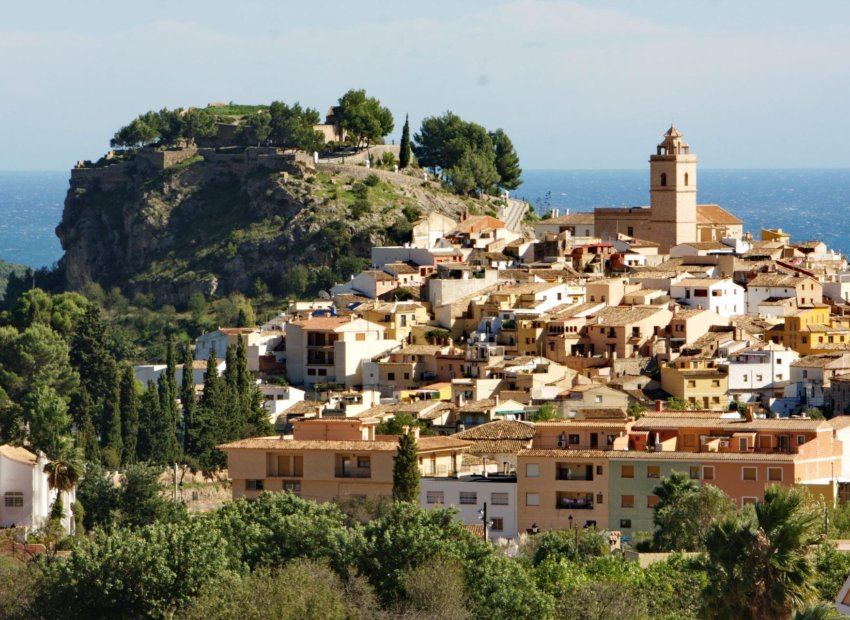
[{"left": 56, "top": 149, "right": 480, "bottom": 305}]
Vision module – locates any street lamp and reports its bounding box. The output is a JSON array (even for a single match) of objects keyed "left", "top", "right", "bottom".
[{"left": 478, "top": 502, "right": 493, "bottom": 541}]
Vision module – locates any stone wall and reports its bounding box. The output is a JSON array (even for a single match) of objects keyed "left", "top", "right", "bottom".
[
  {"left": 136, "top": 146, "right": 198, "bottom": 170},
  {"left": 316, "top": 161, "right": 434, "bottom": 189},
  {"left": 70, "top": 162, "right": 129, "bottom": 191}
]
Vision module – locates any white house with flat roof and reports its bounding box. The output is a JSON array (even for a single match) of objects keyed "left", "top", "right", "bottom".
[
  {"left": 420, "top": 474, "right": 518, "bottom": 541},
  {"left": 670, "top": 277, "right": 744, "bottom": 316}
]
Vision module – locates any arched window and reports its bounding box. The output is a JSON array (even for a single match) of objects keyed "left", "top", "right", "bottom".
[
  {"left": 684, "top": 173, "right": 689, "bottom": 186},
  {"left": 660, "top": 173, "right": 667, "bottom": 187}
]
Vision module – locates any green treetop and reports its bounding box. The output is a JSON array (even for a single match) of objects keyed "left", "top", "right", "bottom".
[
  {"left": 399, "top": 114, "right": 412, "bottom": 169},
  {"left": 337, "top": 89, "right": 394, "bottom": 149},
  {"left": 392, "top": 430, "right": 420, "bottom": 502}
]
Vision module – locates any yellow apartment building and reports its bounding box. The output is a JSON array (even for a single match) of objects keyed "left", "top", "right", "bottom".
[
  {"left": 660, "top": 357, "right": 729, "bottom": 409},
  {"left": 220, "top": 418, "right": 471, "bottom": 502},
  {"left": 361, "top": 301, "right": 431, "bottom": 342},
  {"left": 766, "top": 305, "right": 850, "bottom": 355}
]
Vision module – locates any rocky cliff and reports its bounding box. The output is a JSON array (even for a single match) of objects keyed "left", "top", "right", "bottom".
[{"left": 56, "top": 148, "right": 483, "bottom": 305}]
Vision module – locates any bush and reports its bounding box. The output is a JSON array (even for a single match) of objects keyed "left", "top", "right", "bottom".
[
  {"left": 364, "top": 173, "right": 381, "bottom": 187},
  {"left": 351, "top": 199, "right": 370, "bottom": 219},
  {"left": 380, "top": 152, "right": 396, "bottom": 168}
]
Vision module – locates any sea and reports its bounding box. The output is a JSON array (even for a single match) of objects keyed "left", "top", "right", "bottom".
[{"left": 1, "top": 169, "right": 849, "bottom": 268}]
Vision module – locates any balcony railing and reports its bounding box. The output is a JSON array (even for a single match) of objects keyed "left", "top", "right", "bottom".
[
  {"left": 555, "top": 497, "right": 594, "bottom": 510},
  {"left": 335, "top": 470, "right": 372, "bottom": 479}
]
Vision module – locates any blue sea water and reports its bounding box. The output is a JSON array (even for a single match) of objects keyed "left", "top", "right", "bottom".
[
  {"left": 517, "top": 169, "right": 850, "bottom": 256},
  {"left": 0, "top": 171, "right": 67, "bottom": 268},
  {"left": 0, "top": 169, "right": 849, "bottom": 268}
]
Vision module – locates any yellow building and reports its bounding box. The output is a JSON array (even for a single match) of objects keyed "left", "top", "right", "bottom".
[
  {"left": 660, "top": 357, "right": 729, "bottom": 410},
  {"left": 516, "top": 317, "right": 547, "bottom": 356},
  {"left": 220, "top": 419, "right": 471, "bottom": 502},
  {"left": 767, "top": 305, "right": 850, "bottom": 355},
  {"left": 361, "top": 301, "right": 431, "bottom": 342}
]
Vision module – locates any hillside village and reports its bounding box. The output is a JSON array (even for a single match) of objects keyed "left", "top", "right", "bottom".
[{"left": 147, "top": 126, "right": 850, "bottom": 543}]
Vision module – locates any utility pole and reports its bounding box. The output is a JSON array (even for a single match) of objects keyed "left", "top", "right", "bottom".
[{"left": 479, "top": 502, "right": 492, "bottom": 542}]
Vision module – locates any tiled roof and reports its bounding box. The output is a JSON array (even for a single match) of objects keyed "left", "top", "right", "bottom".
[
  {"left": 675, "top": 277, "right": 731, "bottom": 287},
  {"left": 288, "top": 316, "right": 351, "bottom": 330},
  {"left": 465, "top": 439, "right": 532, "bottom": 455},
  {"left": 697, "top": 204, "right": 743, "bottom": 225},
  {"left": 219, "top": 435, "right": 471, "bottom": 452},
  {"left": 540, "top": 212, "right": 595, "bottom": 226},
  {"left": 455, "top": 420, "right": 536, "bottom": 441},
  {"left": 748, "top": 273, "right": 806, "bottom": 287},
  {"left": 0, "top": 444, "right": 38, "bottom": 465},
  {"left": 588, "top": 305, "right": 668, "bottom": 327},
  {"left": 518, "top": 448, "right": 797, "bottom": 462},
  {"left": 532, "top": 420, "right": 631, "bottom": 429},
  {"left": 633, "top": 416, "right": 827, "bottom": 431}
]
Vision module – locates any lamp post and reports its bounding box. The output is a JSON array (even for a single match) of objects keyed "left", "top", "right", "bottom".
[
  {"left": 478, "top": 502, "right": 493, "bottom": 542},
  {"left": 568, "top": 514, "right": 578, "bottom": 550}
]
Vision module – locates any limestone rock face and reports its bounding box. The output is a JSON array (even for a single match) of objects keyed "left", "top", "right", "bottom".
[{"left": 56, "top": 151, "right": 474, "bottom": 305}]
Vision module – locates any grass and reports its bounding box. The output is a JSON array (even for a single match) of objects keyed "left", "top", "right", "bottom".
[{"left": 206, "top": 103, "right": 269, "bottom": 117}]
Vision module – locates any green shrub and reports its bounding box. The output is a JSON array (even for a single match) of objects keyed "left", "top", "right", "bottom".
[{"left": 364, "top": 173, "right": 381, "bottom": 186}]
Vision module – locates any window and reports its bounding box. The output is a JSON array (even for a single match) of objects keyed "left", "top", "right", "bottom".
[
  {"left": 627, "top": 226, "right": 634, "bottom": 237},
  {"left": 595, "top": 395, "right": 603, "bottom": 404},
  {"left": 596, "top": 465, "right": 603, "bottom": 475},
  {"left": 596, "top": 493, "right": 604, "bottom": 505},
  {"left": 459, "top": 492, "right": 477, "bottom": 505},
  {"left": 768, "top": 468, "right": 783, "bottom": 482},
  {"left": 621, "top": 495, "right": 634, "bottom": 508},
  {"left": 388, "top": 372, "right": 395, "bottom": 381},
  {"left": 711, "top": 380, "right": 720, "bottom": 387},
  {"left": 490, "top": 517, "right": 504, "bottom": 532},
  {"left": 621, "top": 465, "right": 634, "bottom": 479},
  {"left": 742, "top": 497, "right": 758, "bottom": 506},
  {"left": 526, "top": 463, "right": 540, "bottom": 478},
  {"left": 647, "top": 495, "right": 659, "bottom": 508},
  {"left": 357, "top": 456, "right": 371, "bottom": 469},
  {"left": 755, "top": 374, "right": 763, "bottom": 382},
  {"left": 4, "top": 492, "right": 23, "bottom": 508},
  {"left": 403, "top": 372, "right": 410, "bottom": 380},
  {"left": 797, "top": 435, "right": 806, "bottom": 445},
  {"left": 739, "top": 438, "right": 748, "bottom": 451},
  {"left": 689, "top": 466, "right": 700, "bottom": 480},
  {"left": 742, "top": 467, "right": 757, "bottom": 481},
  {"left": 283, "top": 481, "right": 301, "bottom": 495},
  {"left": 491, "top": 492, "right": 509, "bottom": 506},
  {"left": 569, "top": 434, "right": 580, "bottom": 445},
  {"left": 660, "top": 173, "right": 667, "bottom": 187},
  {"left": 526, "top": 493, "right": 540, "bottom": 507},
  {"left": 620, "top": 519, "right": 632, "bottom": 529},
  {"left": 246, "top": 479, "right": 264, "bottom": 491},
  {"left": 426, "top": 491, "right": 444, "bottom": 504},
  {"left": 647, "top": 466, "right": 660, "bottom": 479},
  {"left": 684, "top": 172, "right": 689, "bottom": 186},
  {"left": 702, "top": 466, "right": 715, "bottom": 481},
  {"left": 687, "top": 380, "right": 696, "bottom": 388}
]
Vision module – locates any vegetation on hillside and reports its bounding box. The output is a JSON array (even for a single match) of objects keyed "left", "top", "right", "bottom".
[
  {"left": 0, "top": 482, "right": 845, "bottom": 620},
  {"left": 414, "top": 111, "right": 522, "bottom": 195}
]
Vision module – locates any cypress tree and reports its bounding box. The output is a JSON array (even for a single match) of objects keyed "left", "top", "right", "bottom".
[
  {"left": 136, "top": 380, "right": 159, "bottom": 462},
  {"left": 236, "top": 336, "right": 272, "bottom": 437},
  {"left": 152, "top": 373, "right": 180, "bottom": 464},
  {"left": 192, "top": 351, "right": 228, "bottom": 471},
  {"left": 76, "top": 388, "right": 100, "bottom": 463},
  {"left": 164, "top": 337, "right": 181, "bottom": 449},
  {"left": 399, "top": 114, "right": 411, "bottom": 169},
  {"left": 119, "top": 364, "right": 139, "bottom": 464},
  {"left": 70, "top": 305, "right": 116, "bottom": 424},
  {"left": 392, "top": 430, "right": 420, "bottom": 502},
  {"left": 101, "top": 370, "right": 123, "bottom": 467},
  {"left": 224, "top": 344, "right": 241, "bottom": 439},
  {"left": 180, "top": 345, "right": 195, "bottom": 453}
]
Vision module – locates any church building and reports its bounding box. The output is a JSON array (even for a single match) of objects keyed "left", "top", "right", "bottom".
[{"left": 594, "top": 126, "right": 742, "bottom": 252}]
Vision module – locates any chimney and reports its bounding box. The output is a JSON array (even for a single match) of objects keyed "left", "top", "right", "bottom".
[
  {"left": 655, "top": 399, "right": 664, "bottom": 412},
  {"left": 401, "top": 425, "right": 410, "bottom": 435},
  {"left": 412, "top": 427, "right": 420, "bottom": 440},
  {"left": 494, "top": 394, "right": 500, "bottom": 406}
]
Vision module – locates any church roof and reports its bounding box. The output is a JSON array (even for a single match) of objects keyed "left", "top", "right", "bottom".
[
  {"left": 696, "top": 204, "right": 743, "bottom": 226},
  {"left": 664, "top": 125, "right": 682, "bottom": 138}
]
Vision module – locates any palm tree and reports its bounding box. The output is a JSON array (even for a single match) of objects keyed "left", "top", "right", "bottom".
[
  {"left": 792, "top": 603, "right": 843, "bottom": 620},
  {"left": 703, "top": 485, "right": 821, "bottom": 620},
  {"left": 43, "top": 439, "right": 84, "bottom": 511}
]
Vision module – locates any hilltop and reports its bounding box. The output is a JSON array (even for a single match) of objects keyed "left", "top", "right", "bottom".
[{"left": 56, "top": 145, "right": 501, "bottom": 305}]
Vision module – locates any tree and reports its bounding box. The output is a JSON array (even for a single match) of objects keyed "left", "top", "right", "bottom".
[
  {"left": 489, "top": 128, "right": 522, "bottom": 190},
  {"left": 119, "top": 463, "right": 185, "bottom": 528},
  {"left": 392, "top": 431, "right": 420, "bottom": 502},
  {"left": 652, "top": 472, "right": 736, "bottom": 551},
  {"left": 100, "top": 369, "right": 123, "bottom": 467},
  {"left": 665, "top": 397, "right": 697, "bottom": 411},
  {"left": 528, "top": 402, "right": 559, "bottom": 422},
  {"left": 399, "top": 114, "right": 412, "bottom": 169},
  {"left": 702, "top": 485, "right": 821, "bottom": 619},
  {"left": 135, "top": 380, "right": 159, "bottom": 462},
  {"left": 337, "top": 89, "right": 394, "bottom": 149},
  {"left": 76, "top": 462, "right": 120, "bottom": 531},
  {"left": 185, "top": 108, "right": 217, "bottom": 143},
  {"left": 24, "top": 385, "right": 72, "bottom": 459},
  {"left": 118, "top": 365, "right": 139, "bottom": 464},
  {"left": 180, "top": 345, "right": 195, "bottom": 453},
  {"left": 70, "top": 304, "right": 116, "bottom": 424},
  {"left": 189, "top": 351, "right": 229, "bottom": 471},
  {"left": 268, "top": 101, "right": 324, "bottom": 152},
  {"left": 43, "top": 439, "right": 84, "bottom": 496}
]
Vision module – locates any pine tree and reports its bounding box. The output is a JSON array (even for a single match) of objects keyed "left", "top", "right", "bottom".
[
  {"left": 392, "top": 430, "right": 420, "bottom": 502},
  {"left": 119, "top": 364, "right": 139, "bottom": 464},
  {"left": 180, "top": 345, "right": 195, "bottom": 453},
  {"left": 399, "top": 114, "right": 411, "bottom": 169}
]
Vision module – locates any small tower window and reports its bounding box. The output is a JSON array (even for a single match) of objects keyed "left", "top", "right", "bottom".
[
  {"left": 684, "top": 173, "right": 689, "bottom": 186},
  {"left": 660, "top": 173, "right": 667, "bottom": 187}
]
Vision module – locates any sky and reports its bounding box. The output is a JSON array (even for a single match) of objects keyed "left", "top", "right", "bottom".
[{"left": 2, "top": 0, "right": 849, "bottom": 171}]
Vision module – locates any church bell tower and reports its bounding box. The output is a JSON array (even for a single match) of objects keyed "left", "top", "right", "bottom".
[{"left": 649, "top": 126, "right": 697, "bottom": 249}]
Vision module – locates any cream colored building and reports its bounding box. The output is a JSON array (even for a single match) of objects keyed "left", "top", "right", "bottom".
[
  {"left": 594, "top": 127, "right": 742, "bottom": 252},
  {"left": 221, "top": 419, "right": 471, "bottom": 502}
]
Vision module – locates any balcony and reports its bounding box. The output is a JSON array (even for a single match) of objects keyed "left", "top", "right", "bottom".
[
  {"left": 335, "top": 470, "right": 372, "bottom": 479},
  {"left": 555, "top": 492, "right": 594, "bottom": 510},
  {"left": 556, "top": 464, "right": 594, "bottom": 481}
]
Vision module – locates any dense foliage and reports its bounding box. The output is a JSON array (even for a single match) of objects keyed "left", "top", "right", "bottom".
[
  {"left": 337, "top": 89, "right": 394, "bottom": 149},
  {"left": 413, "top": 111, "right": 522, "bottom": 195}
]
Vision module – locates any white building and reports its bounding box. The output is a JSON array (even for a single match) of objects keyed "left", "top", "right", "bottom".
[
  {"left": 745, "top": 273, "right": 823, "bottom": 315},
  {"left": 420, "top": 475, "right": 517, "bottom": 541},
  {"left": 0, "top": 445, "right": 74, "bottom": 535},
  {"left": 725, "top": 343, "right": 799, "bottom": 409},
  {"left": 670, "top": 277, "right": 745, "bottom": 316},
  {"left": 284, "top": 316, "right": 399, "bottom": 387},
  {"left": 261, "top": 384, "right": 306, "bottom": 417},
  {"left": 134, "top": 359, "right": 226, "bottom": 388}
]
